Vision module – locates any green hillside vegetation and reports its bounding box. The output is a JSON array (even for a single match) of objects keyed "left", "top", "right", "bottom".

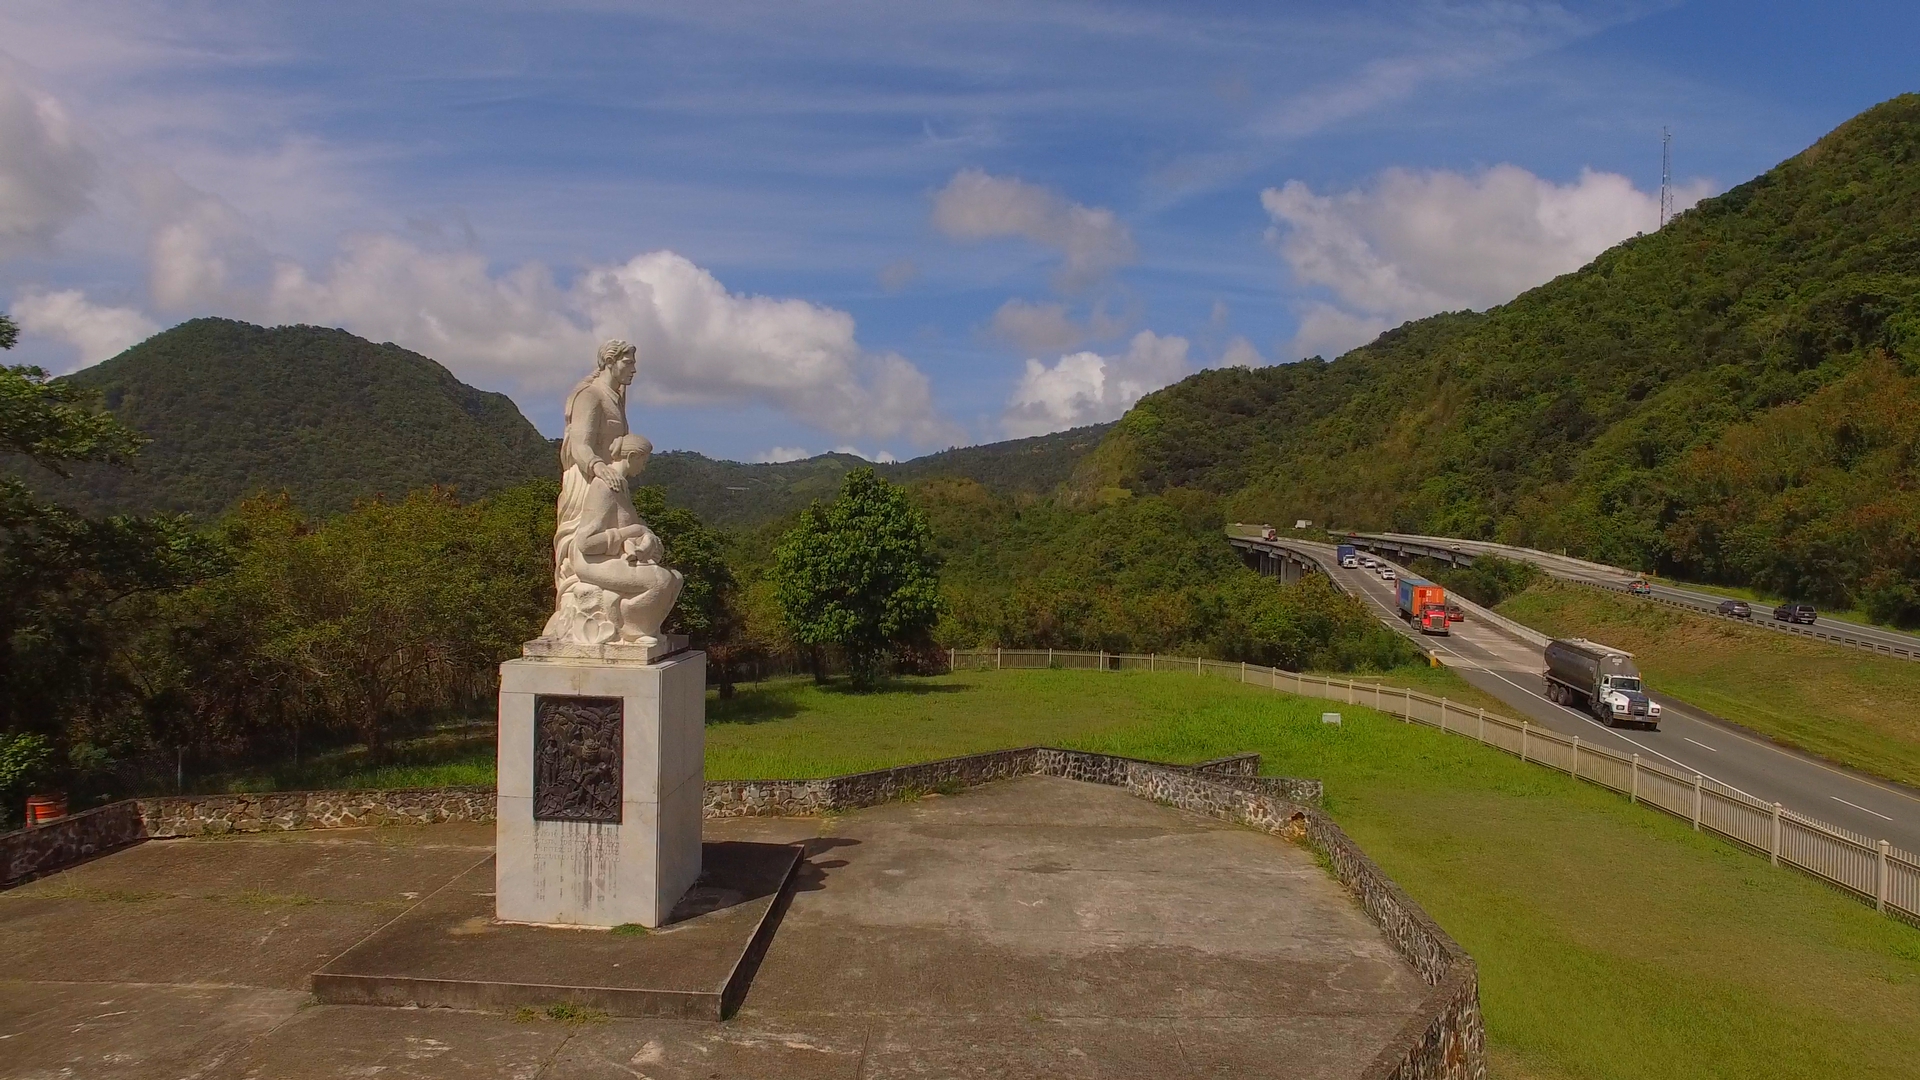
[
  {"left": 642, "top": 423, "right": 1110, "bottom": 529},
  {"left": 912, "top": 479, "right": 1417, "bottom": 670},
  {"left": 31, "top": 318, "right": 555, "bottom": 516},
  {"left": 33, "top": 312, "right": 1108, "bottom": 527},
  {"left": 1079, "top": 94, "right": 1920, "bottom": 618}
]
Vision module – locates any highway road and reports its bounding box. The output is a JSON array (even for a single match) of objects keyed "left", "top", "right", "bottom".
[
  {"left": 1238, "top": 534, "right": 1920, "bottom": 855},
  {"left": 1349, "top": 531, "right": 1920, "bottom": 659}
]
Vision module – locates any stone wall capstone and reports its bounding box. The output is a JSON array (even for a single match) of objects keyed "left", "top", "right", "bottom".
[{"left": 138, "top": 787, "right": 496, "bottom": 837}]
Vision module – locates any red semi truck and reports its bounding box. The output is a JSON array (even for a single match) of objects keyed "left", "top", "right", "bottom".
[{"left": 1396, "top": 577, "right": 1451, "bottom": 635}]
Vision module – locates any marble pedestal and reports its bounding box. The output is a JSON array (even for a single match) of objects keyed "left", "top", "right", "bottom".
[{"left": 495, "top": 646, "right": 705, "bottom": 928}]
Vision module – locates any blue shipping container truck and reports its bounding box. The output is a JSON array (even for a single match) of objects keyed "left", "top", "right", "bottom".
[{"left": 1336, "top": 544, "right": 1359, "bottom": 567}]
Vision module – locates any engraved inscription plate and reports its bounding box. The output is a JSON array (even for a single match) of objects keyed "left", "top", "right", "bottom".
[{"left": 533, "top": 695, "right": 623, "bottom": 824}]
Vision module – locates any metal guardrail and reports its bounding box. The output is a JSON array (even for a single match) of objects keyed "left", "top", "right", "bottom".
[
  {"left": 1570, "top": 578, "right": 1920, "bottom": 662},
  {"left": 1344, "top": 530, "right": 1920, "bottom": 664},
  {"left": 948, "top": 647, "right": 1919, "bottom": 928}
]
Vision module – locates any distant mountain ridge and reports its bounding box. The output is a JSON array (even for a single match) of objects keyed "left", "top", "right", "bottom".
[
  {"left": 26, "top": 318, "right": 557, "bottom": 517},
  {"left": 643, "top": 424, "right": 1112, "bottom": 528},
  {"left": 24, "top": 317, "right": 1109, "bottom": 525}
]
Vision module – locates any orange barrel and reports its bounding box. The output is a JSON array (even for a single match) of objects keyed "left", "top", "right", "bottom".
[{"left": 25, "top": 794, "right": 67, "bottom": 826}]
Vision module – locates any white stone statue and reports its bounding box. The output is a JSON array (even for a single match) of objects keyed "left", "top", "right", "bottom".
[{"left": 538, "top": 339, "right": 684, "bottom": 649}]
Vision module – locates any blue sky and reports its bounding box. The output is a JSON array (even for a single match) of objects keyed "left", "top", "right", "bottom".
[{"left": 1, "top": 1, "right": 1914, "bottom": 462}]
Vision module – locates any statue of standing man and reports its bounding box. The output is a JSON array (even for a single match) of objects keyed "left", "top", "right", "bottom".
[{"left": 539, "top": 339, "right": 683, "bottom": 647}]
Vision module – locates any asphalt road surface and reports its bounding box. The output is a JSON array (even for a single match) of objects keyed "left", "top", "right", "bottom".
[
  {"left": 1354, "top": 531, "right": 1920, "bottom": 658},
  {"left": 1247, "top": 535, "right": 1920, "bottom": 855}
]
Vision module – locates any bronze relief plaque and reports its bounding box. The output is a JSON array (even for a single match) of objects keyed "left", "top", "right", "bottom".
[{"left": 533, "top": 695, "right": 623, "bottom": 824}]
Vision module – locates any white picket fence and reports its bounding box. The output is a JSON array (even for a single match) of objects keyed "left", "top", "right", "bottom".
[{"left": 949, "top": 647, "right": 1919, "bottom": 927}]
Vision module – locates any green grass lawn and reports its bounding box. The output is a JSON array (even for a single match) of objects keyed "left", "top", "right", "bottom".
[
  {"left": 205, "top": 666, "right": 1920, "bottom": 1077},
  {"left": 1328, "top": 658, "right": 1514, "bottom": 717},
  {"left": 1500, "top": 580, "right": 1920, "bottom": 788},
  {"left": 301, "top": 667, "right": 1915, "bottom": 1079},
  {"left": 706, "top": 671, "right": 1914, "bottom": 1080}
]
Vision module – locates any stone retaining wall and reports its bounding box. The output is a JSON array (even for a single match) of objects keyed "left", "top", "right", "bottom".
[
  {"left": 139, "top": 787, "right": 496, "bottom": 838},
  {"left": 1295, "top": 802, "right": 1483, "bottom": 1079},
  {"left": 0, "top": 800, "right": 146, "bottom": 888}
]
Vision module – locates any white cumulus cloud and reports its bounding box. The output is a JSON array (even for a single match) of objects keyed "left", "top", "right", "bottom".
[
  {"left": 1219, "top": 336, "right": 1264, "bottom": 368},
  {"left": 1003, "top": 330, "right": 1188, "bottom": 438},
  {"left": 11, "top": 289, "right": 159, "bottom": 364},
  {"left": 932, "top": 169, "right": 1135, "bottom": 291},
  {"left": 1262, "top": 164, "right": 1712, "bottom": 359},
  {"left": 757, "top": 447, "right": 812, "bottom": 463},
  {"left": 0, "top": 68, "right": 97, "bottom": 258},
  {"left": 41, "top": 198, "right": 962, "bottom": 445}
]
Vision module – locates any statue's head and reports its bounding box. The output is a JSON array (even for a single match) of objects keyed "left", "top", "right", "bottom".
[
  {"left": 596, "top": 339, "right": 638, "bottom": 387},
  {"left": 611, "top": 432, "right": 653, "bottom": 474}
]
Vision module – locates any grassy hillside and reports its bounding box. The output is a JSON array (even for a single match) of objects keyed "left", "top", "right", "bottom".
[
  {"left": 1081, "top": 94, "right": 1920, "bottom": 615},
  {"left": 29, "top": 318, "right": 555, "bottom": 516},
  {"left": 644, "top": 423, "right": 1110, "bottom": 529}
]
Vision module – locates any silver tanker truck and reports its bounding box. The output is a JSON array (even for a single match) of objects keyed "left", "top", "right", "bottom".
[{"left": 1543, "top": 638, "right": 1661, "bottom": 729}]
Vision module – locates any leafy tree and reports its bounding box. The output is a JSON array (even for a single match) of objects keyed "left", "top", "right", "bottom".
[
  {"left": 1410, "top": 554, "right": 1542, "bottom": 608},
  {"left": 913, "top": 477, "right": 1417, "bottom": 670},
  {"left": 633, "top": 485, "right": 743, "bottom": 694},
  {"left": 772, "top": 468, "right": 943, "bottom": 687},
  {"left": 0, "top": 731, "right": 52, "bottom": 827},
  {"left": 0, "top": 317, "right": 229, "bottom": 797}
]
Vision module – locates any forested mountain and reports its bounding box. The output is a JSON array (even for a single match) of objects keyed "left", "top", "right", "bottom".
[
  {"left": 1079, "top": 93, "right": 1920, "bottom": 616},
  {"left": 645, "top": 423, "right": 1110, "bottom": 528},
  {"left": 21, "top": 313, "right": 1107, "bottom": 524},
  {"left": 28, "top": 319, "right": 556, "bottom": 516}
]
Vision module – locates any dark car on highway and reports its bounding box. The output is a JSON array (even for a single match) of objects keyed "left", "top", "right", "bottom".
[
  {"left": 1716, "top": 599, "right": 1751, "bottom": 618},
  {"left": 1773, "top": 603, "right": 1818, "bottom": 624}
]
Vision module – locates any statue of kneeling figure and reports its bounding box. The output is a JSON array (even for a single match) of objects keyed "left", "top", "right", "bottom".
[{"left": 546, "top": 433, "right": 683, "bottom": 646}]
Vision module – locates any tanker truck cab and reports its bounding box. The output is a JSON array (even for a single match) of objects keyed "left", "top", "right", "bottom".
[
  {"left": 1543, "top": 638, "right": 1662, "bottom": 730},
  {"left": 1597, "top": 673, "right": 1660, "bottom": 728}
]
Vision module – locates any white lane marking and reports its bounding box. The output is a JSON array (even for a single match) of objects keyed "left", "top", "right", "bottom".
[
  {"left": 1832, "top": 796, "right": 1894, "bottom": 822},
  {"left": 1684, "top": 737, "right": 1718, "bottom": 752}
]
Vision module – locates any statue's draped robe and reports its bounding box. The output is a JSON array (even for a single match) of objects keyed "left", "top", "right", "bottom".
[{"left": 541, "top": 375, "right": 628, "bottom": 640}]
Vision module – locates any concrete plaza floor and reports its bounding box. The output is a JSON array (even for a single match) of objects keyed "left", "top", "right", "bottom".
[{"left": 0, "top": 776, "right": 1428, "bottom": 1078}]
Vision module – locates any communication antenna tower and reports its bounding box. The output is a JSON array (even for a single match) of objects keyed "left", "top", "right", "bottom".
[{"left": 1659, "top": 127, "right": 1673, "bottom": 228}]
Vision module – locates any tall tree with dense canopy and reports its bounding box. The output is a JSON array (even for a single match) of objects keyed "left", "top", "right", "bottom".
[
  {"left": 633, "top": 486, "right": 743, "bottom": 694},
  {"left": 772, "top": 468, "right": 943, "bottom": 687},
  {"left": 0, "top": 314, "right": 228, "bottom": 805}
]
